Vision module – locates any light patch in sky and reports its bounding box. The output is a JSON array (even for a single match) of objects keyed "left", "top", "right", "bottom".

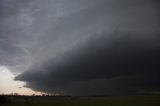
[
  {"left": 0, "top": 66, "right": 37, "bottom": 95},
  {"left": 0, "top": 66, "right": 14, "bottom": 79}
]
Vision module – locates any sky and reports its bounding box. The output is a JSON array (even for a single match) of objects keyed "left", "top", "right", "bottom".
[{"left": 0, "top": 0, "right": 160, "bottom": 96}]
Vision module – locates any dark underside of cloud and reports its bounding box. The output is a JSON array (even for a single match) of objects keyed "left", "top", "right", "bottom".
[
  {"left": 0, "top": 0, "right": 160, "bottom": 96},
  {"left": 15, "top": 31, "right": 160, "bottom": 96}
]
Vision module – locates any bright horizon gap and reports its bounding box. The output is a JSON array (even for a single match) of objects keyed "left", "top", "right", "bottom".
[{"left": 0, "top": 66, "right": 42, "bottom": 95}]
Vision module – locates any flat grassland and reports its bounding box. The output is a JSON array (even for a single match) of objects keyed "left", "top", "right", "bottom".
[{"left": 1, "top": 96, "right": 160, "bottom": 106}]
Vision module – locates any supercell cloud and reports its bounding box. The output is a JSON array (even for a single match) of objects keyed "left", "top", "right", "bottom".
[{"left": 0, "top": 0, "right": 160, "bottom": 95}]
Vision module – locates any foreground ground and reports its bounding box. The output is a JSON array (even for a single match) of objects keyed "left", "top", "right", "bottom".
[{"left": 1, "top": 95, "right": 160, "bottom": 106}]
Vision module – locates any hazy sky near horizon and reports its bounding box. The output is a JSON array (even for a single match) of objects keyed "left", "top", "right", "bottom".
[{"left": 0, "top": 0, "right": 160, "bottom": 96}]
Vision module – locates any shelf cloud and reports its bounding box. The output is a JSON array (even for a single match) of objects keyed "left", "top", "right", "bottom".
[{"left": 0, "top": 0, "right": 159, "bottom": 95}]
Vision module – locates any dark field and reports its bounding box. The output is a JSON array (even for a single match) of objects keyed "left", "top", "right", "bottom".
[{"left": 0, "top": 96, "right": 160, "bottom": 106}]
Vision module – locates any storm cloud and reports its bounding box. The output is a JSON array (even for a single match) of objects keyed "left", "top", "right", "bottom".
[
  {"left": 15, "top": 31, "right": 160, "bottom": 95},
  {"left": 0, "top": 0, "right": 160, "bottom": 95}
]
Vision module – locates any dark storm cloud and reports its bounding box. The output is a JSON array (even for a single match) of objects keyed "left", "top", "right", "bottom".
[
  {"left": 0, "top": 0, "right": 34, "bottom": 73},
  {"left": 15, "top": 31, "right": 160, "bottom": 95},
  {"left": 0, "top": 0, "right": 160, "bottom": 95}
]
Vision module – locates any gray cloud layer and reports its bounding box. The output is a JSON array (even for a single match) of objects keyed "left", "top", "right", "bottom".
[{"left": 0, "top": 0, "right": 160, "bottom": 95}]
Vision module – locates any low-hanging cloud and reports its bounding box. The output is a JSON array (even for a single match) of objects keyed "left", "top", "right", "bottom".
[
  {"left": 0, "top": 0, "right": 159, "bottom": 95},
  {"left": 15, "top": 31, "right": 160, "bottom": 95}
]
